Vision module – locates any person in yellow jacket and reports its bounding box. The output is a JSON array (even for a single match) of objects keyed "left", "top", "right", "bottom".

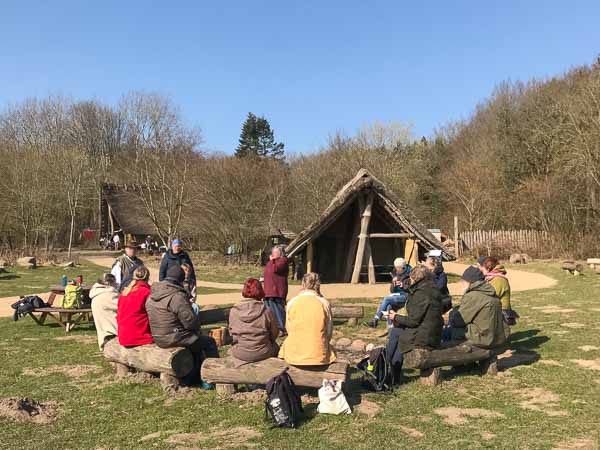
[
  {"left": 481, "top": 257, "right": 512, "bottom": 311},
  {"left": 278, "top": 272, "right": 336, "bottom": 366}
]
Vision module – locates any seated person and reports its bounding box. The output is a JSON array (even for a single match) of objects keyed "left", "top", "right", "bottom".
[
  {"left": 481, "top": 257, "right": 514, "bottom": 317},
  {"left": 424, "top": 254, "right": 452, "bottom": 312},
  {"left": 447, "top": 266, "right": 506, "bottom": 349},
  {"left": 90, "top": 273, "right": 119, "bottom": 350},
  {"left": 229, "top": 278, "right": 280, "bottom": 363},
  {"left": 117, "top": 266, "right": 153, "bottom": 347},
  {"left": 385, "top": 265, "right": 443, "bottom": 383},
  {"left": 369, "top": 258, "right": 411, "bottom": 328},
  {"left": 181, "top": 263, "right": 200, "bottom": 317},
  {"left": 146, "top": 265, "right": 219, "bottom": 388},
  {"left": 278, "top": 272, "right": 336, "bottom": 366}
]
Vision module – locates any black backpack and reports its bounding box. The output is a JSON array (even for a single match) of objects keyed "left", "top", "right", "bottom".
[
  {"left": 265, "top": 369, "right": 303, "bottom": 428},
  {"left": 357, "top": 346, "right": 394, "bottom": 392},
  {"left": 11, "top": 296, "right": 48, "bottom": 321}
]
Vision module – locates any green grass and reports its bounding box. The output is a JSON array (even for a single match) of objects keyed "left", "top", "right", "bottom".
[
  {"left": 196, "top": 286, "right": 239, "bottom": 296},
  {"left": 1, "top": 263, "right": 599, "bottom": 449},
  {"left": 0, "top": 262, "right": 108, "bottom": 297}
]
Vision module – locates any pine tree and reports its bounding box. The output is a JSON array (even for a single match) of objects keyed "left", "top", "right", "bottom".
[{"left": 235, "top": 112, "right": 284, "bottom": 159}]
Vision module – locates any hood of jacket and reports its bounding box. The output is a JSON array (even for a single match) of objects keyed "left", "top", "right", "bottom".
[
  {"left": 149, "top": 280, "right": 187, "bottom": 302},
  {"left": 434, "top": 263, "right": 445, "bottom": 275},
  {"left": 236, "top": 299, "right": 268, "bottom": 322},
  {"left": 90, "top": 283, "right": 118, "bottom": 300},
  {"left": 466, "top": 280, "right": 497, "bottom": 297}
]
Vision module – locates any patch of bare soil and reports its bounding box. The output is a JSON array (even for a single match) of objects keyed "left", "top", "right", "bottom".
[
  {"left": 549, "top": 330, "right": 570, "bottom": 335},
  {"left": 0, "top": 397, "right": 58, "bottom": 424},
  {"left": 22, "top": 337, "right": 40, "bottom": 341},
  {"left": 553, "top": 437, "right": 598, "bottom": 450},
  {"left": 125, "top": 371, "right": 156, "bottom": 384},
  {"left": 23, "top": 364, "right": 102, "bottom": 379},
  {"left": 514, "top": 388, "right": 568, "bottom": 417},
  {"left": 579, "top": 345, "right": 600, "bottom": 352},
  {"left": 571, "top": 359, "right": 600, "bottom": 371},
  {"left": 539, "top": 359, "right": 563, "bottom": 367},
  {"left": 220, "top": 389, "right": 266, "bottom": 406},
  {"left": 560, "top": 322, "right": 586, "bottom": 329},
  {"left": 139, "top": 431, "right": 162, "bottom": 442},
  {"left": 355, "top": 399, "right": 381, "bottom": 418},
  {"left": 532, "top": 306, "right": 577, "bottom": 314},
  {"left": 434, "top": 407, "right": 504, "bottom": 425},
  {"left": 394, "top": 425, "right": 424, "bottom": 438},
  {"left": 163, "top": 385, "right": 196, "bottom": 405},
  {"left": 165, "top": 427, "right": 262, "bottom": 448},
  {"left": 54, "top": 335, "right": 97, "bottom": 344},
  {"left": 481, "top": 432, "right": 496, "bottom": 441}
]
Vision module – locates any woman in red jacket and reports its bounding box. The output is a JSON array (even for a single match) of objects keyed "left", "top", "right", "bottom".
[
  {"left": 117, "top": 266, "right": 154, "bottom": 347},
  {"left": 262, "top": 246, "right": 289, "bottom": 335}
]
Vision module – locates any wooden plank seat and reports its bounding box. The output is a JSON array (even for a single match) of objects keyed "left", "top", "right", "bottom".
[
  {"left": 28, "top": 306, "right": 93, "bottom": 332},
  {"left": 199, "top": 305, "right": 364, "bottom": 326},
  {"left": 103, "top": 339, "right": 194, "bottom": 386},
  {"left": 201, "top": 357, "right": 349, "bottom": 393},
  {"left": 403, "top": 342, "right": 498, "bottom": 386}
]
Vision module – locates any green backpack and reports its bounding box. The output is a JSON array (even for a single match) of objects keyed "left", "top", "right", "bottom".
[{"left": 60, "top": 284, "right": 82, "bottom": 309}]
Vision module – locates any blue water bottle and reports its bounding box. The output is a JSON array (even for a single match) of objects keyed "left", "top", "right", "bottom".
[{"left": 61, "top": 275, "right": 68, "bottom": 287}]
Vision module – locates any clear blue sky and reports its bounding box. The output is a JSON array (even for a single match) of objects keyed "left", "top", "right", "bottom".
[{"left": 2, "top": 1, "right": 599, "bottom": 154}]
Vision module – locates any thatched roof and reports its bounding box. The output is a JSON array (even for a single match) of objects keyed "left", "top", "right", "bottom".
[
  {"left": 285, "top": 169, "right": 451, "bottom": 259},
  {"left": 102, "top": 184, "right": 155, "bottom": 236}
]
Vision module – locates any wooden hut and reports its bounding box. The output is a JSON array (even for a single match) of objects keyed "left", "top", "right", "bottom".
[{"left": 285, "top": 169, "right": 449, "bottom": 284}]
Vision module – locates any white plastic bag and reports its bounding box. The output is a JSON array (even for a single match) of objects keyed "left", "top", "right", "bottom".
[{"left": 317, "top": 379, "right": 351, "bottom": 415}]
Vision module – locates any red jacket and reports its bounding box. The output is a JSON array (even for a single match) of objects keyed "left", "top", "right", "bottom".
[
  {"left": 117, "top": 281, "right": 154, "bottom": 347},
  {"left": 263, "top": 256, "right": 289, "bottom": 299}
]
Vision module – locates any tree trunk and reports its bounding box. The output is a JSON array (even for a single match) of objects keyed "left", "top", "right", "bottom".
[
  {"left": 404, "top": 344, "right": 491, "bottom": 370},
  {"left": 68, "top": 213, "right": 75, "bottom": 260},
  {"left": 201, "top": 357, "right": 348, "bottom": 388}
]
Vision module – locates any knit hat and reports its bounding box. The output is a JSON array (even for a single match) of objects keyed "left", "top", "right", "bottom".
[
  {"left": 166, "top": 265, "right": 185, "bottom": 284},
  {"left": 477, "top": 256, "right": 488, "bottom": 266},
  {"left": 462, "top": 266, "right": 485, "bottom": 283},
  {"left": 393, "top": 257, "right": 406, "bottom": 269}
]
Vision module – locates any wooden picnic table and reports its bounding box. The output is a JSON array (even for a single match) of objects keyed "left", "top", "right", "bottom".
[{"left": 27, "top": 284, "right": 94, "bottom": 332}]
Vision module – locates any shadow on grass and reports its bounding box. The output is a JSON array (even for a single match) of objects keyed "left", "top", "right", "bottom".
[{"left": 0, "top": 274, "right": 20, "bottom": 281}]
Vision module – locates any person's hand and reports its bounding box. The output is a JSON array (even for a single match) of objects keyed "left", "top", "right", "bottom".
[{"left": 388, "top": 310, "right": 397, "bottom": 321}]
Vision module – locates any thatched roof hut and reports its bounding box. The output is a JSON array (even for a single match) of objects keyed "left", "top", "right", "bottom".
[
  {"left": 285, "top": 169, "right": 449, "bottom": 283},
  {"left": 100, "top": 184, "right": 155, "bottom": 239}
]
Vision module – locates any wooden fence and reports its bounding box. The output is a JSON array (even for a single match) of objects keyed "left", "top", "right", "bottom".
[{"left": 459, "top": 229, "right": 549, "bottom": 257}]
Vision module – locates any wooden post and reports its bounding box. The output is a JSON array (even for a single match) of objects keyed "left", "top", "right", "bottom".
[
  {"left": 404, "top": 239, "right": 419, "bottom": 267},
  {"left": 107, "top": 203, "right": 115, "bottom": 236},
  {"left": 365, "top": 239, "right": 376, "bottom": 284},
  {"left": 343, "top": 203, "right": 362, "bottom": 282},
  {"left": 351, "top": 192, "right": 374, "bottom": 284},
  {"left": 454, "top": 216, "right": 459, "bottom": 257},
  {"left": 306, "top": 242, "right": 314, "bottom": 273},
  {"left": 216, "top": 384, "right": 236, "bottom": 395}
]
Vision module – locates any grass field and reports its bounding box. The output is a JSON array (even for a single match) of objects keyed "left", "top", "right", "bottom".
[{"left": 0, "top": 263, "right": 599, "bottom": 449}]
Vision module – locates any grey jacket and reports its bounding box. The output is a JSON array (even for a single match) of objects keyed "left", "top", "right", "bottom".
[{"left": 145, "top": 280, "right": 199, "bottom": 348}]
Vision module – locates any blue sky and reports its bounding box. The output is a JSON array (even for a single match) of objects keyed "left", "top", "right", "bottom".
[{"left": 1, "top": 1, "right": 599, "bottom": 154}]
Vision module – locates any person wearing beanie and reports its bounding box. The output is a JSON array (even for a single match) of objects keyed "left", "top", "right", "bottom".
[
  {"left": 159, "top": 239, "right": 197, "bottom": 291},
  {"left": 368, "top": 257, "right": 412, "bottom": 328},
  {"left": 446, "top": 266, "right": 506, "bottom": 349},
  {"left": 146, "top": 263, "right": 219, "bottom": 388}
]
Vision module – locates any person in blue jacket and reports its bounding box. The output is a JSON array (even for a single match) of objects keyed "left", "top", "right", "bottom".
[{"left": 159, "top": 239, "right": 196, "bottom": 289}]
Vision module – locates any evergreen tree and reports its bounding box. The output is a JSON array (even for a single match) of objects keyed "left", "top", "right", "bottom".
[{"left": 235, "top": 112, "right": 285, "bottom": 159}]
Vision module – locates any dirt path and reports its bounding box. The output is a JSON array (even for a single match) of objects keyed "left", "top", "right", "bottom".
[{"left": 0, "top": 259, "right": 556, "bottom": 316}]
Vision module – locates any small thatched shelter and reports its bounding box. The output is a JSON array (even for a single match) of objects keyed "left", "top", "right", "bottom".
[
  {"left": 100, "top": 184, "right": 155, "bottom": 241},
  {"left": 285, "top": 169, "right": 449, "bottom": 283}
]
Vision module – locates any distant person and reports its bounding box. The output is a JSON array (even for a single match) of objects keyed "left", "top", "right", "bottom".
[
  {"left": 111, "top": 241, "right": 145, "bottom": 291},
  {"left": 263, "top": 245, "right": 289, "bottom": 335},
  {"left": 90, "top": 273, "right": 119, "bottom": 350},
  {"left": 146, "top": 265, "right": 218, "bottom": 388},
  {"left": 481, "top": 257, "right": 518, "bottom": 331},
  {"left": 368, "top": 257, "right": 412, "bottom": 328},
  {"left": 477, "top": 256, "right": 488, "bottom": 275},
  {"left": 112, "top": 233, "right": 121, "bottom": 251},
  {"left": 229, "top": 278, "right": 280, "bottom": 363},
  {"left": 447, "top": 266, "right": 506, "bottom": 349},
  {"left": 159, "top": 239, "right": 196, "bottom": 289},
  {"left": 117, "top": 266, "right": 153, "bottom": 347},
  {"left": 181, "top": 263, "right": 197, "bottom": 303},
  {"left": 424, "top": 254, "right": 452, "bottom": 312},
  {"left": 386, "top": 266, "right": 444, "bottom": 383},
  {"left": 279, "top": 272, "right": 336, "bottom": 366}
]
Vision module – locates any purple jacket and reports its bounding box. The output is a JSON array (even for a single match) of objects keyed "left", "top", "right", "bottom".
[{"left": 263, "top": 256, "right": 289, "bottom": 299}]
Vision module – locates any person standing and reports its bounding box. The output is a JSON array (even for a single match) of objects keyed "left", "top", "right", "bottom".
[
  {"left": 263, "top": 246, "right": 289, "bottom": 335},
  {"left": 159, "top": 239, "right": 196, "bottom": 288},
  {"left": 112, "top": 233, "right": 121, "bottom": 251},
  {"left": 111, "top": 241, "right": 145, "bottom": 291}
]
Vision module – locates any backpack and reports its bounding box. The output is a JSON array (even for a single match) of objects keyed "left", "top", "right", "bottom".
[
  {"left": 11, "top": 296, "right": 48, "bottom": 321},
  {"left": 59, "top": 284, "right": 82, "bottom": 309},
  {"left": 357, "top": 346, "right": 394, "bottom": 392},
  {"left": 265, "top": 369, "right": 303, "bottom": 428}
]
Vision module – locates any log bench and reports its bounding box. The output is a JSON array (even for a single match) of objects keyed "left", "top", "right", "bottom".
[
  {"left": 103, "top": 339, "right": 194, "bottom": 386},
  {"left": 201, "top": 357, "right": 349, "bottom": 394},
  {"left": 403, "top": 343, "right": 497, "bottom": 386},
  {"left": 199, "top": 305, "right": 364, "bottom": 327}
]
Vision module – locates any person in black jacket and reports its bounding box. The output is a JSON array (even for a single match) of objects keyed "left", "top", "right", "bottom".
[
  {"left": 385, "top": 265, "right": 444, "bottom": 383},
  {"left": 159, "top": 239, "right": 196, "bottom": 288}
]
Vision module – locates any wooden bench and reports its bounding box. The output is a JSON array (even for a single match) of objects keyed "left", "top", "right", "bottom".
[
  {"left": 103, "top": 339, "right": 194, "bottom": 386},
  {"left": 199, "top": 305, "right": 364, "bottom": 327},
  {"left": 403, "top": 342, "right": 498, "bottom": 386},
  {"left": 28, "top": 306, "right": 93, "bottom": 332},
  {"left": 201, "top": 357, "right": 349, "bottom": 394}
]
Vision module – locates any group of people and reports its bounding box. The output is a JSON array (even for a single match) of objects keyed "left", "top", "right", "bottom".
[{"left": 383, "top": 254, "right": 515, "bottom": 383}]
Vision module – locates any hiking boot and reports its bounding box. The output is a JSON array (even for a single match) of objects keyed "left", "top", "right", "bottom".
[
  {"left": 200, "top": 381, "right": 215, "bottom": 390},
  {"left": 367, "top": 318, "right": 379, "bottom": 328}
]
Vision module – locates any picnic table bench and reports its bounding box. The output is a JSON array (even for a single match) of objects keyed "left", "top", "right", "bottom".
[{"left": 27, "top": 284, "right": 94, "bottom": 332}]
